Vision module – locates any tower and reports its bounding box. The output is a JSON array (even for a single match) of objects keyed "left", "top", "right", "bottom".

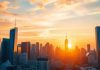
[
  {"left": 65, "top": 34, "right": 68, "bottom": 51},
  {"left": 1, "top": 38, "right": 10, "bottom": 63},
  {"left": 87, "top": 44, "right": 91, "bottom": 52},
  {"left": 37, "top": 58, "right": 49, "bottom": 70},
  {"left": 95, "top": 26, "right": 100, "bottom": 69},
  {"left": 10, "top": 27, "right": 18, "bottom": 64},
  {"left": 21, "top": 42, "right": 31, "bottom": 60}
]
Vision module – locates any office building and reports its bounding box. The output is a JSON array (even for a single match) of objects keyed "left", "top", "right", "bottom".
[
  {"left": 1, "top": 38, "right": 10, "bottom": 63},
  {"left": 21, "top": 42, "right": 31, "bottom": 60},
  {"left": 37, "top": 58, "right": 49, "bottom": 70},
  {"left": 65, "top": 35, "right": 68, "bottom": 51},
  {"left": 30, "top": 44, "right": 36, "bottom": 60},
  {"left": 95, "top": 26, "right": 100, "bottom": 68},
  {"left": 19, "top": 53, "right": 28, "bottom": 65},
  {"left": 35, "top": 42, "right": 40, "bottom": 58},
  {"left": 87, "top": 44, "right": 91, "bottom": 52},
  {"left": 10, "top": 27, "right": 18, "bottom": 64}
]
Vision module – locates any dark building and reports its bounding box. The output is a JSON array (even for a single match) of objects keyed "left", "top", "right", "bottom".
[
  {"left": 35, "top": 42, "right": 40, "bottom": 58},
  {"left": 95, "top": 26, "right": 100, "bottom": 68},
  {"left": 80, "top": 48, "right": 88, "bottom": 65},
  {"left": 37, "top": 58, "right": 49, "bottom": 70},
  {"left": 10, "top": 27, "right": 18, "bottom": 64},
  {"left": 21, "top": 42, "right": 31, "bottom": 60},
  {"left": 87, "top": 44, "right": 91, "bottom": 52},
  {"left": 1, "top": 38, "right": 10, "bottom": 63}
]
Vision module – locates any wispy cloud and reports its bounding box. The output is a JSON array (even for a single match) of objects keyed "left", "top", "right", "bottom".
[
  {"left": 0, "top": 1, "right": 10, "bottom": 11},
  {"left": 0, "top": 0, "right": 99, "bottom": 44}
]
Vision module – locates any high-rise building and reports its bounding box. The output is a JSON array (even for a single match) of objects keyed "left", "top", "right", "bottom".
[
  {"left": 87, "top": 50, "right": 97, "bottom": 65},
  {"left": 65, "top": 35, "right": 68, "bottom": 51},
  {"left": 87, "top": 44, "right": 91, "bottom": 52},
  {"left": 19, "top": 53, "right": 28, "bottom": 65},
  {"left": 37, "top": 58, "right": 49, "bottom": 70},
  {"left": 80, "top": 48, "right": 88, "bottom": 65},
  {"left": 95, "top": 26, "right": 100, "bottom": 68},
  {"left": 35, "top": 42, "right": 40, "bottom": 58},
  {"left": 10, "top": 27, "right": 18, "bottom": 64},
  {"left": 21, "top": 42, "right": 31, "bottom": 60},
  {"left": 30, "top": 44, "right": 36, "bottom": 60},
  {"left": 1, "top": 38, "right": 10, "bottom": 63},
  {"left": 65, "top": 34, "right": 68, "bottom": 62}
]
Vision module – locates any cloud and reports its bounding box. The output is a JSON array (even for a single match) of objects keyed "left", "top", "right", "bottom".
[
  {"left": 9, "top": 6, "right": 20, "bottom": 10},
  {"left": 29, "top": 0, "right": 36, "bottom": 4},
  {"left": 0, "top": 1, "right": 10, "bottom": 11},
  {"left": 0, "top": 0, "right": 99, "bottom": 31}
]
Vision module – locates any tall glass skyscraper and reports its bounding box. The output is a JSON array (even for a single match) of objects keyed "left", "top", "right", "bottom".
[
  {"left": 1, "top": 38, "right": 10, "bottom": 63},
  {"left": 95, "top": 26, "right": 100, "bottom": 68},
  {"left": 10, "top": 27, "right": 18, "bottom": 64}
]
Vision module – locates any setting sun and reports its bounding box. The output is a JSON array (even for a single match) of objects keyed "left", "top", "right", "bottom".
[{"left": 68, "top": 43, "right": 72, "bottom": 49}]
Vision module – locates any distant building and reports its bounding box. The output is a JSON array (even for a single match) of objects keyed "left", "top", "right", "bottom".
[
  {"left": 87, "top": 50, "right": 97, "bottom": 65},
  {"left": 65, "top": 35, "right": 68, "bottom": 51},
  {"left": 87, "top": 44, "right": 91, "bottom": 53},
  {"left": 30, "top": 44, "right": 36, "bottom": 60},
  {"left": 80, "top": 48, "right": 88, "bottom": 65},
  {"left": 35, "top": 42, "right": 40, "bottom": 58},
  {"left": 19, "top": 53, "right": 28, "bottom": 65},
  {"left": 40, "top": 45, "right": 47, "bottom": 58},
  {"left": 1, "top": 38, "right": 10, "bottom": 63},
  {"left": 10, "top": 27, "right": 18, "bottom": 64},
  {"left": 95, "top": 26, "right": 100, "bottom": 68},
  {"left": 21, "top": 42, "right": 31, "bottom": 60},
  {"left": 37, "top": 58, "right": 49, "bottom": 70}
]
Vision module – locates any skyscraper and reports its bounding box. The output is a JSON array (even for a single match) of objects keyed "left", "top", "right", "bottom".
[
  {"left": 87, "top": 44, "right": 91, "bottom": 52},
  {"left": 10, "top": 27, "right": 18, "bottom": 64},
  {"left": 35, "top": 42, "right": 40, "bottom": 58},
  {"left": 65, "top": 34, "right": 68, "bottom": 51},
  {"left": 95, "top": 26, "right": 100, "bottom": 68},
  {"left": 1, "top": 38, "right": 10, "bottom": 63},
  {"left": 21, "top": 42, "right": 30, "bottom": 60},
  {"left": 37, "top": 58, "right": 49, "bottom": 70}
]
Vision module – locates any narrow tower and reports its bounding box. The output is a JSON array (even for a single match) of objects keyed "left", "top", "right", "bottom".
[{"left": 65, "top": 34, "right": 68, "bottom": 51}]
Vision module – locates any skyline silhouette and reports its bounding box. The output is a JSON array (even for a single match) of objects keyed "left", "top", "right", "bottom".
[
  {"left": 0, "top": 0, "right": 100, "bottom": 70},
  {"left": 0, "top": 0, "right": 100, "bottom": 49}
]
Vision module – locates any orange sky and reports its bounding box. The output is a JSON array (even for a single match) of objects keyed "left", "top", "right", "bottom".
[{"left": 0, "top": 0, "right": 100, "bottom": 49}]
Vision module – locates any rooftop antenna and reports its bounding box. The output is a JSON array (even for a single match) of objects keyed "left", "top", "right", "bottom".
[
  {"left": 14, "top": 0, "right": 17, "bottom": 28},
  {"left": 66, "top": 33, "right": 67, "bottom": 39},
  {"left": 14, "top": 14, "right": 16, "bottom": 27}
]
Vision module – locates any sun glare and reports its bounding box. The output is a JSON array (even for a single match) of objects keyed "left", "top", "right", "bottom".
[{"left": 68, "top": 43, "right": 72, "bottom": 49}]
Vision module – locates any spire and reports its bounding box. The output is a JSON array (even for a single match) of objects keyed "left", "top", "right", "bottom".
[
  {"left": 66, "top": 33, "right": 67, "bottom": 39},
  {"left": 14, "top": 14, "right": 16, "bottom": 27},
  {"left": 14, "top": 0, "right": 17, "bottom": 28}
]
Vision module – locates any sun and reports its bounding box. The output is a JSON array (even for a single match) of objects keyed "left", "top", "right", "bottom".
[{"left": 68, "top": 43, "right": 72, "bottom": 49}]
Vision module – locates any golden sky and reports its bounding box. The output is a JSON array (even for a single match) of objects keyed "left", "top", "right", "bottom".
[{"left": 0, "top": 0, "right": 100, "bottom": 49}]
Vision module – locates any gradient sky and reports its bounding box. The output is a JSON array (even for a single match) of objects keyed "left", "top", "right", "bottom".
[{"left": 0, "top": 0, "right": 100, "bottom": 49}]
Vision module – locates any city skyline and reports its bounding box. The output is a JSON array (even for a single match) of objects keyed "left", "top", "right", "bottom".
[{"left": 0, "top": 0, "right": 100, "bottom": 49}]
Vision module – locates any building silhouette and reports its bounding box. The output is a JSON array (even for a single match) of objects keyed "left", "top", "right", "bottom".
[
  {"left": 95, "top": 26, "right": 100, "bottom": 69},
  {"left": 21, "top": 42, "right": 31, "bottom": 60},
  {"left": 35, "top": 42, "right": 40, "bottom": 59},
  {"left": 19, "top": 53, "right": 28, "bottom": 65},
  {"left": 37, "top": 58, "right": 49, "bottom": 70},
  {"left": 10, "top": 27, "right": 18, "bottom": 64},
  {"left": 87, "top": 44, "right": 91, "bottom": 53},
  {"left": 1, "top": 38, "right": 10, "bottom": 63},
  {"left": 65, "top": 35, "right": 68, "bottom": 51}
]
